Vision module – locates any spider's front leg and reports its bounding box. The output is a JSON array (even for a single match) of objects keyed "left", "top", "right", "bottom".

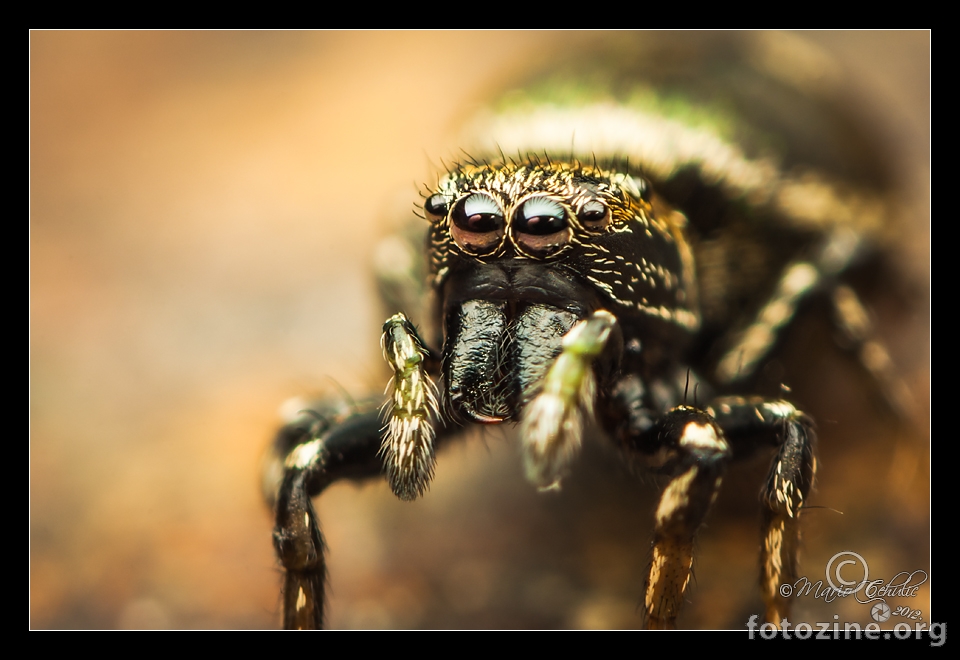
[
  {"left": 265, "top": 313, "right": 442, "bottom": 629},
  {"left": 637, "top": 405, "right": 731, "bottom": 629},
  {"left": 265, "top": 401, "right": 385, "bottom": 629}
]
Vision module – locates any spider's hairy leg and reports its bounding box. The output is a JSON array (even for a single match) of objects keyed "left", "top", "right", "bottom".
[
  {"left": 521, "top": 310, "right": 618, "bottom": 490},
  {"left": 639, "top": 407, "right": 731, "bottom": 629},
  {"left": 708, "top": 397, "right": 817, "bottom": 626},
  {"left": 266, "top": 403, "right": 385, "bottom": 630},
  {"left": 715, "top": 260, "right": 822, "bottom": 386},
  {"left": 381, "top": 313, "right": 440, "bottom": 501},
  {"left": 715, "top": 228, "right": 862, "bottom": 386}
]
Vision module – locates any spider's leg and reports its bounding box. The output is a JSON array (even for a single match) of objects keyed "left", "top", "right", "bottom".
[
  {"left": 265, "top": 315, "right": 445, "bottom": 630},
  {"left": 715, "top": 228, "right": 861, "bottom": 386},
  {"left": 708, "top": 396, "right": 817, "bottom": 625},
  {"left": 596, "top": 370, "right": 730, "bottom": 628},
  {"left": 714, "top": 265, "right": 821, "bottom": 386},
  {"left": 265, "top": 402, "right": 385, "bottom": 630},
  {"left": 637, "top": 406, "right": 731, "bottom": 629}
]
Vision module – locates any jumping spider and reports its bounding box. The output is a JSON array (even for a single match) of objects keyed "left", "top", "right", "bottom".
[{"left": 262, "top": 35, "right": 913, "bottom": 629}]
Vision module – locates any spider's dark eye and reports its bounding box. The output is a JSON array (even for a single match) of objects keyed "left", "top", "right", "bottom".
[
  {"left": 453, "top": 193, "right": 504, "bottom": 233},
  {"left": 514, "top": 197, "right": 568, "bottom": 235},
  {"left": 424, "top": 193, "right": 452, "bottom": 220},
  {"left": 512, "top": 197, "right": 572, "bottom": 258},
  {"left": 450, "top": 193, "right": 505, "bottom": 254},
  {"left": 578, "top": 199, "right": 610, "bottom": 231}
]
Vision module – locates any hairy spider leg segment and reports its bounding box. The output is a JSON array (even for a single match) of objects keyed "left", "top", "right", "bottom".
[
  {"left": 381, "top": 313, "right": 441, "bottom": 501},
  {"left": 714, "top": 261, "right": 819, "bottom": 385},
  {"left": 707, "top": 397, "right": 816, "bottom": 627},
  {"left": 270, "top": 407, "right": 386, "bottom": 629},
  {"left": 521, "top": 310, "right": 618, "bottom": 490},
  {"left": 715, "top": 228, "right": 863, "bottom": 386},
  {"left": 641, "top": 406, "right": 730, "bottom": 629}
]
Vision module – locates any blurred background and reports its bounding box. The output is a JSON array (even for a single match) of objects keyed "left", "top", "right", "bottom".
[{"left": 31, "top": 31, "right": 929, "bottom": 629}]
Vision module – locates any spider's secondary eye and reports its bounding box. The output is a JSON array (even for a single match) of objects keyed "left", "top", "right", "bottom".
[
  {"left": 512, "top": 196, "right": 572, "bottom": 258},
  {"left": 514, "top": 197, "right": 568, "bottom": 235},
  {"left": 424, "top": 193, "right": 452, "bottom": 220},
  {"left": 578, "top": 199, "right": 610, "bottom": 231},
  {"left": 450, "top": 193, "right": 505, "bottom": 254}
]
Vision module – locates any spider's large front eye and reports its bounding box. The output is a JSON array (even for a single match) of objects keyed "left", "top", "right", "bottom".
[
  {"left": 512, "top": 197, "right": 572, "bottom": 258},
  {"left": 450, "top": 193, "right": 505, "bottom": 254},
  {"left": 577, "top": 199, "right": 611, "bottom": 231}
]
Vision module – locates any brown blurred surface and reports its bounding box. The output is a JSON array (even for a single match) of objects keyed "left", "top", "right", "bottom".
[{"left": 30, "top": 31, "right": 929, "bottom": 629}]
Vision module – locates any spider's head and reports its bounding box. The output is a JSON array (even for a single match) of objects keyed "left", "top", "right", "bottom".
[{"left": 419, "top": 158, "right": 698, "bottom": 424}]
